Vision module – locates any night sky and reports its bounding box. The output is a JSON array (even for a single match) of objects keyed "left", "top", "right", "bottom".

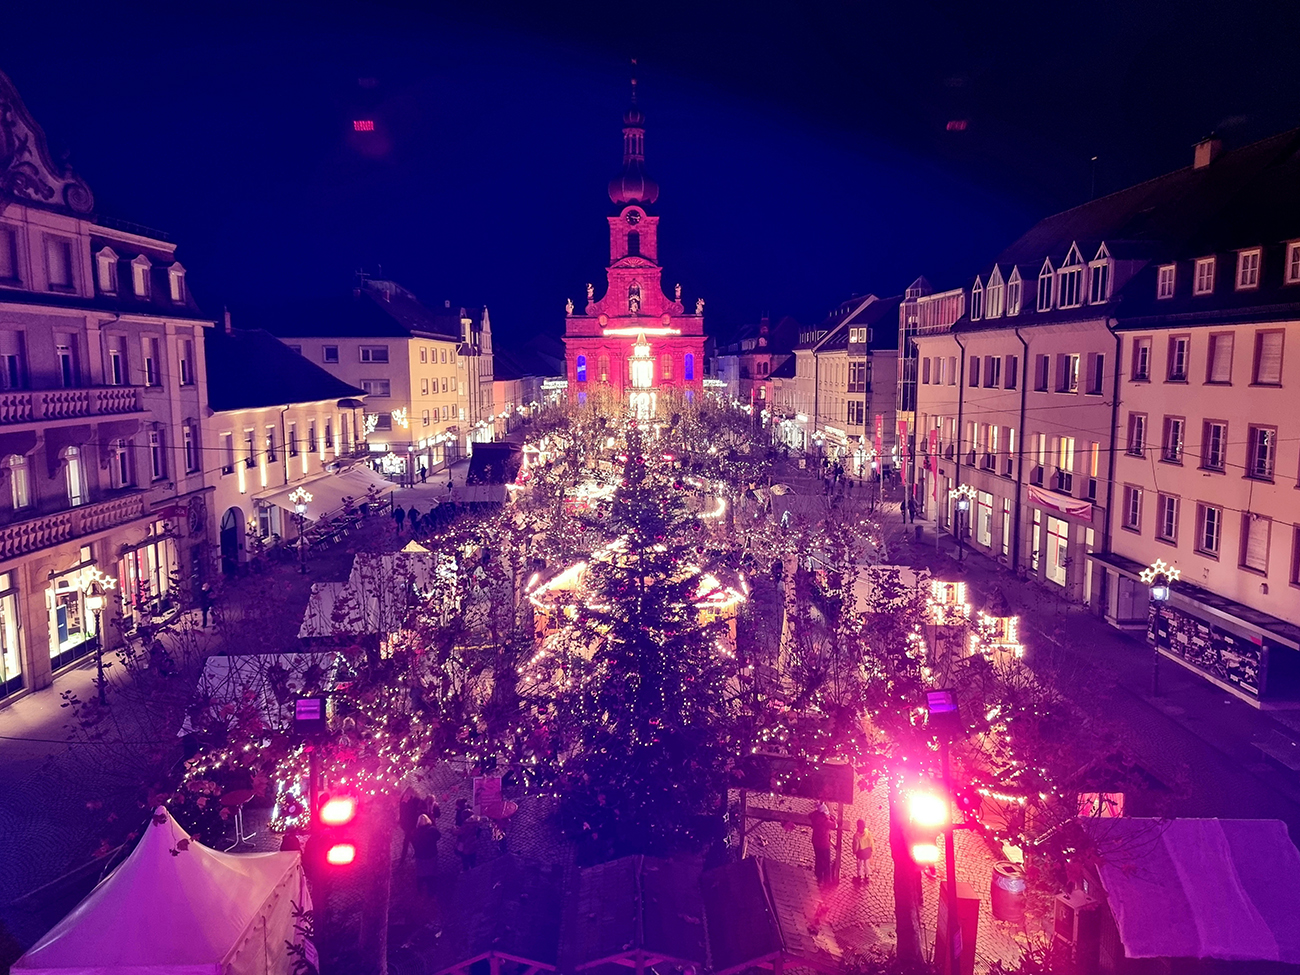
[{"left": 3, "top": 1, "right": 1297, "bottom": 344}]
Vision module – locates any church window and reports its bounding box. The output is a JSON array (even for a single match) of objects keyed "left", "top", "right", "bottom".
[
  {"left": 627, "top": 231, "right": 640, "bottom": 257},
  {"left": 576, "top": 355, "right": 587, "bottom": 382},
  {"left": 598, "top": 355, "right": 609, "bottom": 381},
  {"left": 661, "top": 354, "right": 673, "bottom": 380},
  {"left": 684, "top": 353, "right": 695, "bottom": 381}
]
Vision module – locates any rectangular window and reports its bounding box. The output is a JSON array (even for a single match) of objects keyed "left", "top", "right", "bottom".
[
  {"left": 1167, "top": 336, "right": 1189, "bottom": 381},
  {"left": 1034, "top": 354, "right": 1049, "bottom": 391},
  {"left": 360, "top": 379, "right": 391, "bottom": 397},
  {"left": 1057, "top": 354, "right": 1079, "bottom": 393},
  {"left": 1001, "top": 498, "right": 1012, "bottom": 556},
  {"left": 244, "top": 429, "right": 256, "bottom": 468},
  {"left": 420, "top": 348, "right": 427, "bottom": 363},
  {"left": 922, "top": 358, "right": 931, "bottom": 384},
  {"left": 1056, "top": 436, "right": 1075, "bottom": 493},
  {"left": 422, "top": 409, "right": 430, "bottom": 427},
  {"left": 221, "top": 432, "right": 235, "bottom": 474},
  {"left": 168, "top": 267, "right": 185, "bottom": 302},
  {"left": 662, "top": 355, "right": 673, "bottom": 380},
  {"left": 307, "top": 421, "right": 317, "bottom": 454},
  {"left": 323, "top": 346, "right": 339, "bottom": 363},
  {"left": 265, "top": 424, "right": 277, "bottom": 462},
  {"left": 1132, "top": 337, "right": 1152, "bottom": 381},
  {"left": 113, "top": 440, "right": 133, "bottom": 487},
  {"left": 144, "top": 337, "right": 161, "bottom": 386},
  {"left": 1206, "top": 333, "right": 1233, "bottom": 383},
  {"left": 1126, "top": 413, "right": 1147, "bottom": 456},
  {"left": 1058, "top": 267, "right": 1083, "bottom": 308},
  {"left": 1201, "top": 421, "right": 1227, "bottom": 471},
  {"left": 183, "top": 422, "right": 199, "bottom": 473},
  {"left": 373, "top": 413, "right": 392, "bottom": 431},
  {"left": 1007, "top": 277, "right": 1022, "bottom": 315},
  {"left": 131, "top": 260, "right": 150, "bottom": 297},
  {"left": 1157, "top": 264, "right": 1176, "bottom": 299},
  {"left": 1241, "top": 514, "right": 1270, "bottom": 572},
  {"left": 1194, "top": 257, "right": 1216, "bottom": 295},
  {"left": 1156, "top": 495, "right": 1179, "bottom": 543},
  {"left": 149, "top": 429, "right": 167, "bottom": 481},
  {"left": 325, "top": 419, "right": 334, "bottom": 449},
  {"left": 108, "top": 346, "right": 124, "bottom": 386},
  {"left": 1292, "top": 526, "right": 1300, "bottom": 587},
  {"left": 441, "top": 376, "right": 449, "bottom": 392},
  {"left": 984, "top": 356, "right": 1000, "bottom": 388},
  {"left": 948, "top": 357, "right": 957, "bottom": 385},
  {"left": 969, "top": 356, "right": 980, "bottom": 387},
  {"left": 1161, "top": 416, "right": 1185, "bottom": 463},
  {"left": 421, "top": 378, "right": 429, "bottom": 395},
  {"left": 1287, "top": 243, "right": 1300, "bottom": 285},
  {"left": 977, "top": 491, "right": 993, "bottom": 548},
  {"left": 1122, "top": 485, "right": 1142, "bottom": 531},
  {"left": 0, "top": 227, "right": 17, "bottom": 282},
  {"left": 1236, "top": 249, "right": 1261, "bottom": 289},
  {"left": 1005, "top": 355, "right": 1018, "bottom": 389},
  {"left": 1253, "top": 330, "right": 1284, "bottom": 385},
  {"left": 1246, "top": 425, "right": 1276, "bottom": 480},
  {"left": 46, "top": 238, "right": 73, "bottom": 290},
  {"left": 1086, "top": 353, "right": 1104, "bottom": 394},
  {"left": 1087, "top": 441, "right": 1100, "bottom": 500},
  {"left": 56, "top": 342, "right": 77, "bottom": 388},
  {"left": 288, "top": 422, "right": 298, "bottom": 456},
  {"left": 97, "top": 251, "right": 117, "bottom": 293},
  {"left": 179, "top": 339, "right": 195, "bottom": 386},
  {"left": 359, "top": 346, "right": 389, "bottom": 362},
  {"left": 1089, "top": 262, "right": 1110, "bottom": 303}
]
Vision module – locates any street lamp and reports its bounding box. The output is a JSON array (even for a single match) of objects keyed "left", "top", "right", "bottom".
[
  {"left": 925, "top": 687, "right": 965, "bottom": 975},
  {"left": 1140, "top": 558, "right": 1180, "bottom": 696},
  {"left": 81, "top": 567, "right": 117, "bottom": 705},
  {"left": 289, "top": 487, "right": 313, "bottom": 574},
  {"left": 952, "top": 484, "right": 976, "bottom": 562}
]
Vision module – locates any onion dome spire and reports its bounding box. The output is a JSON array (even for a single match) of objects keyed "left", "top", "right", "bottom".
[{"left": 608, "top": 62, "right": 660, "bottom": 206}]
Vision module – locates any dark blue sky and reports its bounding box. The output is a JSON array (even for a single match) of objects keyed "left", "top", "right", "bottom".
[{"left": 3, "top": 1, "right": 1296, "bottom": 342}]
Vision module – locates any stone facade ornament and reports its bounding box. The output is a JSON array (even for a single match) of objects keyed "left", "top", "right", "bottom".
[
  {"left": 0, "top": 70, "right": 94, "bottom": 213},
  {"left": 566, "top": 298, "right": 574, "bottom": 316},
  {"left": 695, "top": 297, "right": 705, "bottom": 315}
]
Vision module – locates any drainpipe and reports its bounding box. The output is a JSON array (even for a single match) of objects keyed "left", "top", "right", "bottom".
[
  {"left": 952, "top": 334, "right": 967, "bottom": 529},
  {"left": 1012, "top": 329, "right": 1030, "bottom": 572},
  {"left": 1101, "top": 318, "right": 1122, "bottom": 605},
  {"left": 280, "top": 406, "right": 291, "bottom": 486}
]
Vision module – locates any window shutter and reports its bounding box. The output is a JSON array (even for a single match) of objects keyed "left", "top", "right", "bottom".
[
  {"left": 1257, "top": 332, "right": 1283, "bottom": 384},
  {"left": 1245, "top": 516, "right": 1269, "bottom": 570},
  {"left": 1209, "top": 336, "right": 1233, "bottom": 382}
]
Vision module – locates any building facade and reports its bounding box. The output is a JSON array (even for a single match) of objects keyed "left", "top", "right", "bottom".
[
  {"left": 563, "top": 81, "right": 706, "bottom": 414},
  {"left": 0, "top": 71, "right": 211, "bottom": 702}
]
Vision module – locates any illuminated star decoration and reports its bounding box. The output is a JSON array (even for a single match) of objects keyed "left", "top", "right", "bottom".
[{"left": 1138, "top": 558, "right": 1181, "bottom": 585}]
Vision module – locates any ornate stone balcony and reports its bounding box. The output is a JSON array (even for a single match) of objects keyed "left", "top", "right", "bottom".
[
  {"left": 0, "top": 386, "right": 143, "bottom": 426},
  {"left": 0, "top": 493, "right": 146, "bottom": 561}
]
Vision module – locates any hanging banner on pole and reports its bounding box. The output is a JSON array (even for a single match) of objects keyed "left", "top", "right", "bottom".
[
  {"left": 897, "top": 419, "right": 909, "bottom": 472},
  {"left": 928, "top": 429, "right": 939, "bottom": 499},
  {"left": 874, "top": 414, "right": 884, "bottom": 467}
]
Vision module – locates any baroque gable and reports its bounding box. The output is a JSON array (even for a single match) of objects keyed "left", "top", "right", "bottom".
[{"left": 0, "top": 70, "right": 94, "bottom": 214}]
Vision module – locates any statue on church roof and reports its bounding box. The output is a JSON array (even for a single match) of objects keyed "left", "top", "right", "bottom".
[
  {"left": 566, "top": 298, "right": 574, "bottom": 316},
  {"left": 695, "top": 297, "right": 705, "bottom": 315},
  {"left": 675, "top": 283, "right": 681, "bottom": 300},
  {"left": 587, "top": 282, "right": 594, "bottom": 300}
]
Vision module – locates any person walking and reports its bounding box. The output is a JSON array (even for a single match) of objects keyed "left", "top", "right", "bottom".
[
  {"left": 455, "top": 812, "right": 480, "bottom": 871},
  {"left": 411, "top": 814, "right": 440, "bottom": 895},
  {"left": 420, "top": 465, "right": 428, "bottom": 484},
  {"left": 446, "top": 479, "right": 454, "bottom": 496},
  {"left": 197, "top": 582, "right": 213, "bottom": 628},
  {"left": 810, "top": 802, "right": 833, "bottom": 885},
  {"left": 398, "top": 787, "right": 426, "bottom": 861},
  {"left": 406, "top": 506, "right": 420, "bottom": 533},
  {"left": 392, "top": 504, "right": 406, "bottom": 533},
  {"left": 851, "top": 818, "right": 874, "bottom": 884}
]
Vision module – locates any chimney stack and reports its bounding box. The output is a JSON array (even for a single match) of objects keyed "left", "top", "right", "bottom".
[
  {"left": 222, "top": 307, "right": 232, "bottom": 334},
  {"left": 1194, "top": 135, "right": 1223, "bottom": 169}
]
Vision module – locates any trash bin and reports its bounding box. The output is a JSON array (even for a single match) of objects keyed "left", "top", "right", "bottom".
[{"left": 990, "top": 860, "right": 1026, "bottom": 922}]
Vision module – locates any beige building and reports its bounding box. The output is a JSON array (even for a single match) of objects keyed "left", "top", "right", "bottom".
[{"left": 0, "top": 71, "right": 211, "bottom": 702}]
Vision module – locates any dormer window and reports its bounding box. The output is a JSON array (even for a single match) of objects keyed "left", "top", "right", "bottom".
[
  {"left": 1088, "top": 244, "right": 1111, "bottom": 303},
  {"left": 131, "top": 256, "right": 152, "bottom": 298},
  {"left": 1193, "top": 257, "right": 1215, "bottom": 295},
  {"left": 1235, "top": 249, "right": 1261, "bottom": 290},
  {"left": 1037, "top": 259, "right": 1055, "bottom": 312},
  {"left": 1058, "top": 244, "right": 1084, "bottom": 308},
  {"left": 970, "top": 278, "right": 984, "bottom": 321},
  {"left": 1286, "top": 242, "right": 1300, "bottom": 285},
  {"left": 96, "top": 248, "right": 118, "bottom": 294},
  {"left": 1157, "top": 264, "right": 1176, "bottom": 299},
  {"left": 1006, "top": 268, "right": 1022, "bottom": 316},
  {"left": 46, "top": 237, "right": 74, "bottom": 292},
  {"left": 168, "top": 263, "right": 186, "bottom": 303},
  {"left": 985, "top": 267, "right": 1004, "bottom": 318}
]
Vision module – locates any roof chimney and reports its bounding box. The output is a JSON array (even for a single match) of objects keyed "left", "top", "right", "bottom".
[
  {"left": 1194, "top": 135, "right": 1223, "bottom": 169},
  {"left": 444, "top": 300, "right": 451, "bottom": 308},
  {"left": 222, "top": 306, "right": 232, "bottom": 334}
]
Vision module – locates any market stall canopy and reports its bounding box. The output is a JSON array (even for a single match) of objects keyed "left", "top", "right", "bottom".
[
  {"left": 257, "top": 466, "right": 393, "bottom": 522},
  {"left": 702, "top": 857, "right": 843, "bottom": 975},
  {"left": 179, "top": 652, "right": 340, "bottom": 737},
  {"left": 1085, "top": 817, "right": 1300, "bottom": 963},
  {"left": 299, "top": 550, "right": 446, "bottom": 638},
  {"left": 13, "top": 807, "right": 310, "bottom": 975}
]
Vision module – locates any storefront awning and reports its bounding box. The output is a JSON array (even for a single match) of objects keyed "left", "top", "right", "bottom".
[{"left": 257, "top": 466, "right": 395, "bottom": 522}]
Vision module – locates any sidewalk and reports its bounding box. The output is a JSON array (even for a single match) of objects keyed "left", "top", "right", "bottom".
[{"left": 880, "top": 508, "right": 1300, "bottom": 836}]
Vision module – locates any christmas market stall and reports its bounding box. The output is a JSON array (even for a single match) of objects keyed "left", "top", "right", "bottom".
[
  {"left": 13, "top": 807, "right": 311, "bottom": 975},
  {"left": 298, "top": 545, "right": 452, "bottom": 641}
]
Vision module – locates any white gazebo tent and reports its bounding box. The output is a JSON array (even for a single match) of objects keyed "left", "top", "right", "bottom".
[{"left": 14, "top": 807, "right": 311, "bottom": 975}]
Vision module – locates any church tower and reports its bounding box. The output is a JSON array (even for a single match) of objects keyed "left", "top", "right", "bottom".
[{"left": 563, "top": 73, "right": 706, "bottom": 417}]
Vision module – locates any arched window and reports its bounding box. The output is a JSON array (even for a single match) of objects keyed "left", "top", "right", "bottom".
[
  {"left": 576, "top": 354, "right": 587, "bottom": 382},
  {"left": 6, "top": 455, "right": 29, "bottom": 510},
  {"left": 63, "top": 446, "right": 86, "bottom": 507},
  {"left": 598, "top": 355, "right": 610, "bottom": 382},
  {"left": 970, "top": 278, "right": 984, "bottom": 321},
  {"left": 684, "top": 353, "right": 695, "bottom": 381}
]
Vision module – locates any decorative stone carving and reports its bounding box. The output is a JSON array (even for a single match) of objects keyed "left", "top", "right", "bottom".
[
  {"left": 0, "top": 70, "right": 94, "bottom": 213},
  {"left": 695, "top": 297, "right": 705, "bottom": 315},
  {"left": 566, "top": 298, "right": 574, "bottom": 316}
]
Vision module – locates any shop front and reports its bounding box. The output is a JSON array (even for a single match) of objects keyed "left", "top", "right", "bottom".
[
  {"left": 118, "top": 522, "right": 178, "bottom": 630},
  {"left": 0, "top": 573, "right": 22, "bottom": 700},
  {"left": 46, "top": 546, "right": 108, "bottom": 674},
  {"left": 1025, "top": 484, "right": 1097, "bottom": 602}
]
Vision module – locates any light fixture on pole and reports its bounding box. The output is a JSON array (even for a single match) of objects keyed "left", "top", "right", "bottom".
[
  {"left": 289, "top": 487, "right": 313, "bottom": 575},
  {"left": 1139, "top": 558, "right": 1180, "bottom": 696},
  {"left": 80, "top": 567, "right": 117, "bottom": 705},
  {"left": 952, "top": 484, "right": 976, "bottom": 562},
  {"left": 925, "top": 687, "right": 965, "bottom": 975}
]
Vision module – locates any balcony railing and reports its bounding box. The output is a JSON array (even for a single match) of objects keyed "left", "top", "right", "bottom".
[
  {"left": 0, "top": 493, "right": 145, "bottom": 561},
  {"left": 0, "top": 387, "right": 143, "bottom": 426}
]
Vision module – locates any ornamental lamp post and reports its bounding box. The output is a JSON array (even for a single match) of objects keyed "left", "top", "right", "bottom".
[
  {"left": 289, "top": 487, "right": 313, "bottom": 575},
  {"left": 1140, "top": 558, "right": 1180, "bottom": 696},
  {"left": 81, "top": 567, "right": 117, "bottom": 705},
  {"left": 953, "top": 484, "right": 977, "bottom": 563}
]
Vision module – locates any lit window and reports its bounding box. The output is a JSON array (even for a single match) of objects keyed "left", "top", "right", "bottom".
[
  {"left": 1193, "top": 257, "right": 1215, "bottom": 295},
  {"left": 1037, "top": 260, "right": 1054, "bottom": 311},
  {"left": 168, "top": 263, "right": 186, "bottom": 302},
  {"left": 1286, "top": 243, "right": 1300, "bottom": 284},
  {"left": 1058, "top": 266, "right": 1083, "bottom": 308},
  {"left": 131, "top": 256, "right": 151, "bottom": 297},
  {"left": 1089, "top": 245, "right": 1111, "bottom": 303},
  {"left": 1006, "top": 268, "right": 1022, "bottom": 316},
  {"left": 96, "top": 248, "right": 118, "bottom": 293},
  {"left": 985, "top": 267, "right": 1004, "bottom": 318},
  {"left": 685, "top": 353, "right": 695, "bottom": 381},
  {"left": 576, "top": 354, "right": 587, "bottom": 382},
  {"left": 354, "top": 120, "right": 375, "bottom": 131},
  {"left": 1157, "top": 264, "right": 1175, "bottom": 299},
  {"left": 1235, "top": 249, "right": 1261, "bottom": 290}
]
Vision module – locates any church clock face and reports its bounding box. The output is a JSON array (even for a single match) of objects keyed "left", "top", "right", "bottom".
[{"left": 625, "top": 210, "right": 641, "bottom": 225}]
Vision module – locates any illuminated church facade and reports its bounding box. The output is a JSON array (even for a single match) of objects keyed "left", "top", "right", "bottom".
[{"left": 562, "top": 78, "right": 707, "bottom": 417}]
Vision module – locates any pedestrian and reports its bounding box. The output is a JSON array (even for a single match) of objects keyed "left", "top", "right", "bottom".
[
  {"left": 393, "top": 504, "right": 406, "bottom": 532},
  {"left": 420, "top": 465, "right": 428, "bottom": 484},
  {"left": 447, "top": 479, "right": 454, "bottom": 495},
  {"left": 907, "top": 498, "right": 916, "bottom": 521},
  {"left": 810, "top": 802, "right": 832, "bottom": 885},
  {"left": 398, "top": 787, "right": 426, "bottom": 861},
  {"left": 407, "top": 506, "right": 420, "bottom": 533},
  {"left": 411, "top": 814, "right": 440, "bottom": 895},
  {"left": 851, "top": 818, "right": 874, "bottom": 884},
  {"left": 197, "top": 582, "right": 213, "bottom": 628},
  {"left": 455, "top": 813, "right": 480, "bottom": 871},
  {"left": 454, "top": 797, "right": 470, "bottom": 827}
]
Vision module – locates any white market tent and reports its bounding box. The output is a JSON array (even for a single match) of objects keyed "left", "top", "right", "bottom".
[
  {"left": 1085, "top": 817, "right": 1300, "bottom": 964},
  {"left": 14, "top": 807, "right": 311, "bottom": 975},
  {"left": 298, "top": 548, "right": 451, "bottom": 639}
]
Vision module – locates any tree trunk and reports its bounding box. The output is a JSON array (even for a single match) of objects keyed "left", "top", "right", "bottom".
[{"left": 889, "top": 781, "right": 925, "bottom": 965}]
